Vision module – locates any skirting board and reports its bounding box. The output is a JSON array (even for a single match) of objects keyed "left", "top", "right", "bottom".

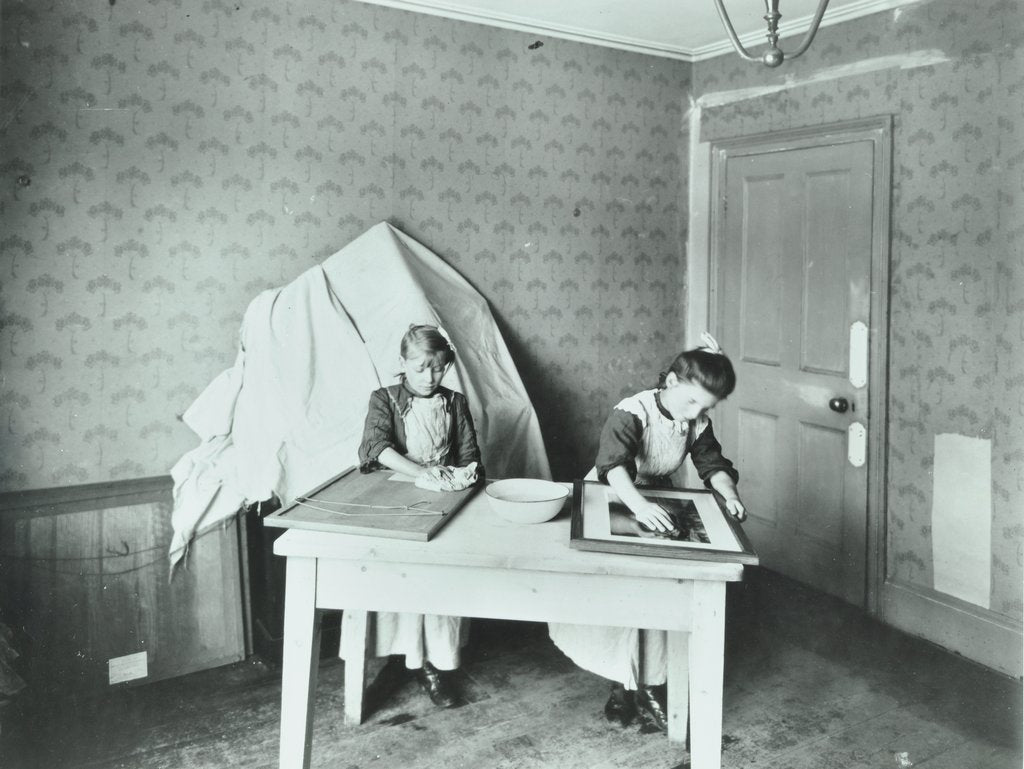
[{"left": 881, "top": 579, "right": 1023, "bottom": 678}]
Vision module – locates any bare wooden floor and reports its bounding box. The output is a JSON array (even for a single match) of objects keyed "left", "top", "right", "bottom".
[{"left": 4, "top": 571, "right": 1021, "bottom": 769}]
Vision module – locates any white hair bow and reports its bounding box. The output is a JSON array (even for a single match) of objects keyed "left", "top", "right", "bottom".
[
  {"left": 435, "top": 324, "right": 456, "bottom": 353},
  {"left": 699, "top": 331, "right": 724, "bottom": 355}
]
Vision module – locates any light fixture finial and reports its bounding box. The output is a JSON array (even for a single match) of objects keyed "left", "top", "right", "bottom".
[{"left": 712, "top": 0, "right": 831, "bottom": 67}]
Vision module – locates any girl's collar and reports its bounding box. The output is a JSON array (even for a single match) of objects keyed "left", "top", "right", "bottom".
[
  {"left": 654, "top": 390, "right": 682, "bottom": 423},
  {"left": 400, "top": 381, "right": 442, "bottom": 399},
  {"left": 653, "top": 390, "right": 673, "bottom": 419}
]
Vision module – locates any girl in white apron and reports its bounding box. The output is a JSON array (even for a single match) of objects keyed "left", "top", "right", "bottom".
[
  {"left": 549, "top": 334, "right": 748, "bottom": 732},
  {"left": 341, "top": 324, "right": 482, "bottom": 708}
]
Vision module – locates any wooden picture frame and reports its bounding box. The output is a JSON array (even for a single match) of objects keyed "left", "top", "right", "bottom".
[{"left": 569, "top": 480, "right": 758, "bottom": 565}]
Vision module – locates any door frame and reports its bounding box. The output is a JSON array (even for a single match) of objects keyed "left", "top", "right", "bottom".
[{"left": 698, "top": 116, "right": 892, "bottom": 614}]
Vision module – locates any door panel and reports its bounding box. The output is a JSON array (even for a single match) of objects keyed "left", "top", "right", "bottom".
[
  {"left": 795, "top": 422, "right": 846, "bottom": 547},
  {"left": 716, "top": 140, "right": 874, "bottom": 606},
  {"left": 739, "top": 176, "right": 786, "bottom": 366},
  {"left": 803, "top": 169, "right": 863, "bottom": 375},
  {"left": 736, "top": 408, "right": 780, "bottom": 525}
]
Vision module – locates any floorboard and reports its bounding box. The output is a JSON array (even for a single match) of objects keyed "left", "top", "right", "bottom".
[{"left": 2, "top": 570, "right": 1020, "bottom": 769}]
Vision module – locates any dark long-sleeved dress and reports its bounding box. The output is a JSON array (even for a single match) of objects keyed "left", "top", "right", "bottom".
[
  {"left": 550, "top": 388, "right": 739, "bottom": 688},
  {"left": 341, "top": 381, "right": 482, "bottom": 671},
  {"left": 357, "top": 383, "right": 482, "bottom": 474}
]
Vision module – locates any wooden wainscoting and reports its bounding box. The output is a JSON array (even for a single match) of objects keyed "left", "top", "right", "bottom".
[{"left": 0, "top": 477, "right": 246, "bottom": 695}]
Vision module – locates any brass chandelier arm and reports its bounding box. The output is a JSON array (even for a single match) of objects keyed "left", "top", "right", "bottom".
[
  {"left": 711, "top": 0, "right": 761, "bottom": 62},
  {"left": 788, "top": 0, "right": 831, "bottom": 59}
]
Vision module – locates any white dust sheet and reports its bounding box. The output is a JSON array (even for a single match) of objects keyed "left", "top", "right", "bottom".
[{"left": 169, "top": 222, "right": 550, "bottom": 567}]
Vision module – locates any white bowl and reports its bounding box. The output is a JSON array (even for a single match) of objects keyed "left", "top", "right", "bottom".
[{"left": 485, "top": 479, "right": 569, "bottom": 524}]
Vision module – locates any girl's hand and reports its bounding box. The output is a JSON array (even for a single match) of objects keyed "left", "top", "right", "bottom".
[
  {"left": 707, "top": 472, "right": 747, "bottom": 522},
  {"left": 418, "top": 465, "right": 453, "bottom": 485},
  {"left": 633, "top": 501, "right": 680, "bottom": 536},
  {"left": 610, "top": 510, "right": 661, "bottom": 538},
  {"left": 722, "top": 496, "right": 747, "bottom": 522}
]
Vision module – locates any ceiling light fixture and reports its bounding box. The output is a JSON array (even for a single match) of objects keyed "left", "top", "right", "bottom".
[{"left": 712, "top": 0, "right": 831, "bottom": 67}]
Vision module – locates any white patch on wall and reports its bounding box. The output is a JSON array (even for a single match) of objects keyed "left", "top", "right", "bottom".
[
  {"left": 108, "top": 651, "right": 148, "bottom": 685},
  {"left": 931, "top": 433, "right": 991, "bottom": 609}
]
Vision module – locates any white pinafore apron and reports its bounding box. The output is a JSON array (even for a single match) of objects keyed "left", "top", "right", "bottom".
[
  {"left": 549, "top": 390, "right": 707, "bottom": 688},
  {"left": 340, "top": 392, "right": 468, "bottom": 670}
]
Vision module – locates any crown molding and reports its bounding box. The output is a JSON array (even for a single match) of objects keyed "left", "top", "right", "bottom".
[
  {"left": 350, "top": 0, "right": 695, "bottom": 60},
  {"left": 352, "top": 0, "right": 917, "bottom": 62}
]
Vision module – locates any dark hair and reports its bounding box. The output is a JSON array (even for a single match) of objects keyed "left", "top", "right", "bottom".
[
  {"left": 400, "top": 324, "right": 455, "bottom": 367},
  {"left": 658, "top": 348, "right": 736, "bottom": 399}
]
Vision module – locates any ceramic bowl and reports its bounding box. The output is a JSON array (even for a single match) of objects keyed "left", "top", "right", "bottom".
[{"left": 484, "top": 478, "right": 569, "bottom": 524}]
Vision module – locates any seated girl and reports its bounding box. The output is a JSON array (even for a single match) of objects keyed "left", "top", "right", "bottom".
[{"left": 339, "top": 324, "right": 482, "bottom": 708}]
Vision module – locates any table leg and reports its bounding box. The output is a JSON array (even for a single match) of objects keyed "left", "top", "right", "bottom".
[
  {"left": 688, "top": 581, "right": 726, "bottom": 769},
  {"left": 666, "top": 630, "right": 690, "bottom": 743},
  {"left": 279, "top": 557, "right": 321, "bottom": 769},
  {"left": 343, "top": 610, "right": 368, "bottom": 726}
]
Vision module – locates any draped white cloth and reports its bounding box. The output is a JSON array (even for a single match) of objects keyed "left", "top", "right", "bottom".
[{"left": 169, "top": 222, "right": 551, "bottom": 568}]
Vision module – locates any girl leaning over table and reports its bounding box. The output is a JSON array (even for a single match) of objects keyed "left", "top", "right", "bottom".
[
  {"left": 339, "top": 324, "right": 482, "bottom": 709},
  {"left": 549, "top": 334, "right": 748, "bottom": 733}
]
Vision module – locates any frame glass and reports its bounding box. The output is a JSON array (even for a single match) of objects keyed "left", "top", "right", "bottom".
[{"left": 569, "top": 480, "right": 758, "bottom": 564}]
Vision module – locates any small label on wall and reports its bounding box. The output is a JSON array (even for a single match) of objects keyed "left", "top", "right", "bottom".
[{"left": 108, "top": 651, "right": 148, "bottom": 685}]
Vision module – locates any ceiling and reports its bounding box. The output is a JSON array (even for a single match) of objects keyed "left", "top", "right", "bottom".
[{"left": 354, "top": 0, "right": 915, "bottom": 61}]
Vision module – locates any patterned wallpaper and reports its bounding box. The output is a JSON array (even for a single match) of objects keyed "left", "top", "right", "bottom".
[
  {"left": 0, "top": 0, "right": 688, "bottom": 487},
  {"left": 5, "top": 0, "right": 1017, "bottom": 624},
  {"left": 694, "top": 0, "right": 1023, "bottom": 621}
]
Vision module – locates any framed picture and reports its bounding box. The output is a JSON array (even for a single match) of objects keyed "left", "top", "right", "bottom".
[{"left": 569, "top": 480, "right": 758, "bottom": 564}]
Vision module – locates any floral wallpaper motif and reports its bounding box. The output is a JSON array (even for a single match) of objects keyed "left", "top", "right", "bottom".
[
  {"left": 0, "top": 0, "right": 688, "bottom": 487},
  {"left": 694, "top": 0, "right": 1023, "bottom": 621},
  {"left": 5, "top": 0, "right": 1016, "bottom": 627}
]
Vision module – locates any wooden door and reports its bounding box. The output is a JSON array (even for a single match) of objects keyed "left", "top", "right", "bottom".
[{"left": 712, "top": 138, "right": 878, "bottom": 607}]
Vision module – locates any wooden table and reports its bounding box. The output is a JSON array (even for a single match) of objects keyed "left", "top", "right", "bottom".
[{"left": 274, "top": 485, "right": 745, "bottom": 769}]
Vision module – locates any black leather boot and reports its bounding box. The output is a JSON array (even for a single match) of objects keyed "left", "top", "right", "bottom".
[
  {"left": 414, "top": 661, "right": 460, "bottom": 708},
  {"left": 636, "top": 685, "right": 669, "bottom": 733},
  {"left": 603, "top": 684, "right": 636, "bottom": 727}
]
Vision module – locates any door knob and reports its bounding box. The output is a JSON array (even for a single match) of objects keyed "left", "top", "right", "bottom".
[{"left": 829, "top": 397, "right": 849, "bottom": 413}]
